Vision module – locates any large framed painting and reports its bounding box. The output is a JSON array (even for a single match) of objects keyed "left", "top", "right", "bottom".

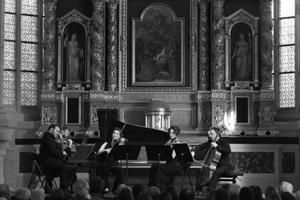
[{"left": 131, "top": 3, "right": 185, "bottom": 86}]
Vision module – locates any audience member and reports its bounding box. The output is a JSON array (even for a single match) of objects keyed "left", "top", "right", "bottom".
[
  {"left": 266, "top": 186, "right": 280, "bottom": 198},
  {"left": 214, "top": 188, "right": 229, "bottom": 200},
  {"left": 14, "top": 188, "right": 30, "bottom": 200},
  {"left": 116, "top": 187, "right": 134, "bottom": 200},
  {"left": 89, "top": 178, "right": 104, "bottom": 200},
  {"left": 132, "top": 184, "right": 144, "bottom": 200},
  {"left": 281, "top": 192, "right": 296, "bottom": 200},
  {"left": 166, "top": 186, "right": 178, "bottom": 200},
  {"left": 72, "top": 179, "right": 91, "bottom": 200},
  {"left": 295, "top": 190, "right": 300, "bottom": 200},
  {"left": 266, "top": 192, "right": 282, "bottom": 200},
  {"left": 137, "top": 191, "right": 153, "bottom": 200},
  {"left": 30, "top": 189, "right": 45, "bottom": 200},
  {"left": 158, "top": 192, "right": 172, "bottom": 200},
  {"left": 250, "top": 186, "right": 263, "bottom": 200},
  {"left": 280, "top": 182, "right": 294, "bottom": 195},
  {"left": 0, "top": 184, "right": 11, "bottom": 200},
  {"left": 239, "top": 187, "right": 255, "bottom": 200},
  {"left": 147, "top": 186, "right": 161, "bottom": 200},
  {"left": 179, "top": 187, "right": 194, "bottom": 200}
]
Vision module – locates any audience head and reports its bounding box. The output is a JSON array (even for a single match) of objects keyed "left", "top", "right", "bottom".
[
  {"left": 266, "top": 192, "right": 282, "bottom": 200},
  {"left": 158, "top": 192, "right": 172, "bottom": 200},
  {"left": 281, "top": 192, "right": 295, "bottom": 200},
  {"left": 14, "top": 188, "right": 30, "bottom": 200},
  {"left": 137, "top": 191, "right": 153, "bottom": 200},
  {"left": 72, "top": 179, "right": 90, "bottom": 198},
  {"left": 89, "top": 177, "right": 104, "bottom": 194},
  {"left": 239, "top": 187, "right": 255, "bottom": 200},
  {"left": 179, "top": 187, "right": 194, "bottom": 200},
  {"left": 116, "top": 187, "right": 134, "bottom": 200},
  {"left": 132, "top": 184, "right": 144, "bottom": 200},
  {"left": 30, "top": 189, "right": 45, "bottom": 200},
  {"left": 250, "top": 186, "right": 263, "bottom": 200},
  {"left": 147, "top": 186, "right": 161, "bottom": 200},
  {"left": 49, "top": 189, "right": 69, "bottom": 200},
  {"left": 166, "top": 186, "right": 178, "bottom": 200},
  {"left": 265, "top": 186, "right": 279, "bottom": 198},
  {"left": 214, "top": 188, "right": 229, "bottom": 200},
  {"left": 280, "top": 182, "right": 294, "bottom": 194},
  {"left": 115, "top": 184, "right": 128, "bottom": 195},
  {"left": 295, "top": 190, "right": 300, "bottom": 200},
  {"left": 0, "top": 184, "right": 10, "bottom": 200}
]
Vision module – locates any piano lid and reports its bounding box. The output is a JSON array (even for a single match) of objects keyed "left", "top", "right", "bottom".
[{"left": 97, "top": 109, "right": 170, "bottom": 145}]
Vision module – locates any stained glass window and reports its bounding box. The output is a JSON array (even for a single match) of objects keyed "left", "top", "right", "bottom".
[
  {"left": 20, "top": 73, "right": 38, "bottom": 106},
  {"left": 3, "top": 0, "right": 42, "bottom": 106},
  {"left": 273, "top": 0, "right": 296, "bottom": 108},
  {"left": 279, "top": 74, "right": 295, "bottom": 108}
]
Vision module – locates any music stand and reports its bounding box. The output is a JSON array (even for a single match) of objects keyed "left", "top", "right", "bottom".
[
  {"left": 110, "top": 144, "right": 141, "bottom": 185},
  {"left": 173, "top": 143, "right": 194, "bottom": 190},
  {"left": 145, "top": 145, "right": 172, "bottom": 188},
  {"left": 86, "top": 143, "right": 102, "bottom": 161}
]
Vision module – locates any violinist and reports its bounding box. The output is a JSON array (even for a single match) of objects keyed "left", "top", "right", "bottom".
[
  {"left": 95, "top": 127, "right": 125, "bottom": 194},
  {"left": 148, "top": 126, "right": 181, "bottom": 190},
  {"left": 39, "top": 124, "right": 77, "bottom": 192},
  {"left": 60, "top": 126, "right": 74, "bottom": 156},
  {"left": 193, "top": 126, "right": 233, "bottom": 193}
]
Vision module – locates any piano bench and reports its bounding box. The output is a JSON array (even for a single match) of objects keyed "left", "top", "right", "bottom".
[{"left": 219, "top": 172, "right": 243, "bottom": 184}]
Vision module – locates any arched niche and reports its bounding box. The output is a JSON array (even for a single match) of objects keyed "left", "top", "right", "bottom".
[
  {"left": 225, "top": 9, "right": 259, "bottom": 89},
  {"left": 57, "top": 9, "right": 92, "bottom": 89}
]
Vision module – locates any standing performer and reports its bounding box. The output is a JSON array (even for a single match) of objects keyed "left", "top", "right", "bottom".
[
  {"left": 193, "top": 127, "right": 233, "bottom": 193},
  {"left": 96, "top": 127, "right": 125, "bottom": 193},
  {"left": 39, "top": 124, "right": 77, "bottom": 192},
  {"left": 148, "top": 126, "right": 181, "bottom": 191}
]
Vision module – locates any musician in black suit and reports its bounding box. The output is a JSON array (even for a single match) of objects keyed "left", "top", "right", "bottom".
[
  {"left": 148, "top": 126, "right": 181, "bottom": 191},
  {"left": 95, "top": 127, "right": 125, "bottom": 193},
  {"left": 193, "top": 126, "right": 233, "bottom": 192},
  {"left": 39, "top": 124, "right": 77, "bottom": 191}
]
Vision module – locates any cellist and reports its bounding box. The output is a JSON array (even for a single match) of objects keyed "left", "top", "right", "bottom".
[{"left": 192, "top": 126, "right": 233, "bottom": 193}]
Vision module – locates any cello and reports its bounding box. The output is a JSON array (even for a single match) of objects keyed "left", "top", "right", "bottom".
[{"left": 196, "top": 128, "right": 223, "bottom": 186}]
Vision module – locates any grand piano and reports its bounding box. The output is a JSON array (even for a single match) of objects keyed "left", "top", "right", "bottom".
[{"left": 97, "top": 109, "right": 172, "bottom": 163}]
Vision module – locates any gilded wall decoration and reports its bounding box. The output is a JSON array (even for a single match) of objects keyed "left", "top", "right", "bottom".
[
  {"left": 43, "top": 0, "right": 58, "bottom": 91},
  {"left": 91, "top": 0, "right": 106, "bottom": 90},
  {"left": 42, "top": 106, "right": 58, "bottom": 125}
]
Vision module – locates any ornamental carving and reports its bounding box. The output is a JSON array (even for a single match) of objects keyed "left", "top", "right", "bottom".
[
  {"left": 260, "top": 0, "right": 273, "bottom": 89},
  {"left": 43, "top": 0, "right": 58, "bottom": 91},
  {"left": 42, "top": 106, "right": 58, "bottom": 125},
  {"left": 212, "top": 104, "right": 225, "bottom": 126},
  {"left": 259, "top": 103, "right": 274, "bottom": 127},
  {"left": 91, "top": 0, "right": 106, "bottom": 90}
]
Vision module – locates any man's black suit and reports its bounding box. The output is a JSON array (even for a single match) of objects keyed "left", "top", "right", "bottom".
[
  {"left": 194, "top": 137, "right": 233, "bottom": 191},
  {"left": 39, "top": 132, "right": 76, "bottom": 190}
]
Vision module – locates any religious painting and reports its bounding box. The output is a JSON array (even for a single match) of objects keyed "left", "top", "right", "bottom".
[
  {"left": 230, "top": 22, "right": 253, "bottom": 82},
  {"left": 131, "top": 4, "right": 185, "bottom": 86},
  {"left": 63, "top": 22, "right": 86, "bottom": 83}
]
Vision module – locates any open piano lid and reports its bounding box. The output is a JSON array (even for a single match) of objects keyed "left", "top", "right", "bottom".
[{"left": 97, "top": 109, "right": 170, "bottom": 145}]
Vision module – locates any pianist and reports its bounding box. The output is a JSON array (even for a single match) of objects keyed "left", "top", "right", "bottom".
[
  {"left": 39, "top": 124, "right": 77, "bottom": 192},
  {"left": 148, "top": 126, "right": 181, "bottom": 191},
  {"left": 95, "top": 127, "right": 125, "bottom": 194}
]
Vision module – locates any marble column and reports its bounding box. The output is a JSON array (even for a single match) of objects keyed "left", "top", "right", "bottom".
[
  {"left": 107, "top": 0, "right": 118, "bottom": 92},
  {"left": 211, "top": 0, "right": 225, "bottom": 90},
  {"left": 199, "top": 0, "right": 209, "bottom": 91},
  {"left": 91, "top": 0, "right": 106, "bottom": 91},
  {"left": 259, "top": 0, "right": 273, "bottom": 89},
  {"left": 43, "top": 0, "right": 57, "bottom": 91}
]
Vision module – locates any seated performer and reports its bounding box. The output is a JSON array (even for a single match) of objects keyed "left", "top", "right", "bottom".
[
  {"left": 193, "top": 126, "right": 233, "bottom": 193},
  {"left": 95, "top": 127, "right": 125, "bottom": 193},
  {"left": 39, "top": 124, "right": 77, "bottom": 192},
  {"left": 148, "top": 126, "right": 181, "bottom": 191}
]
